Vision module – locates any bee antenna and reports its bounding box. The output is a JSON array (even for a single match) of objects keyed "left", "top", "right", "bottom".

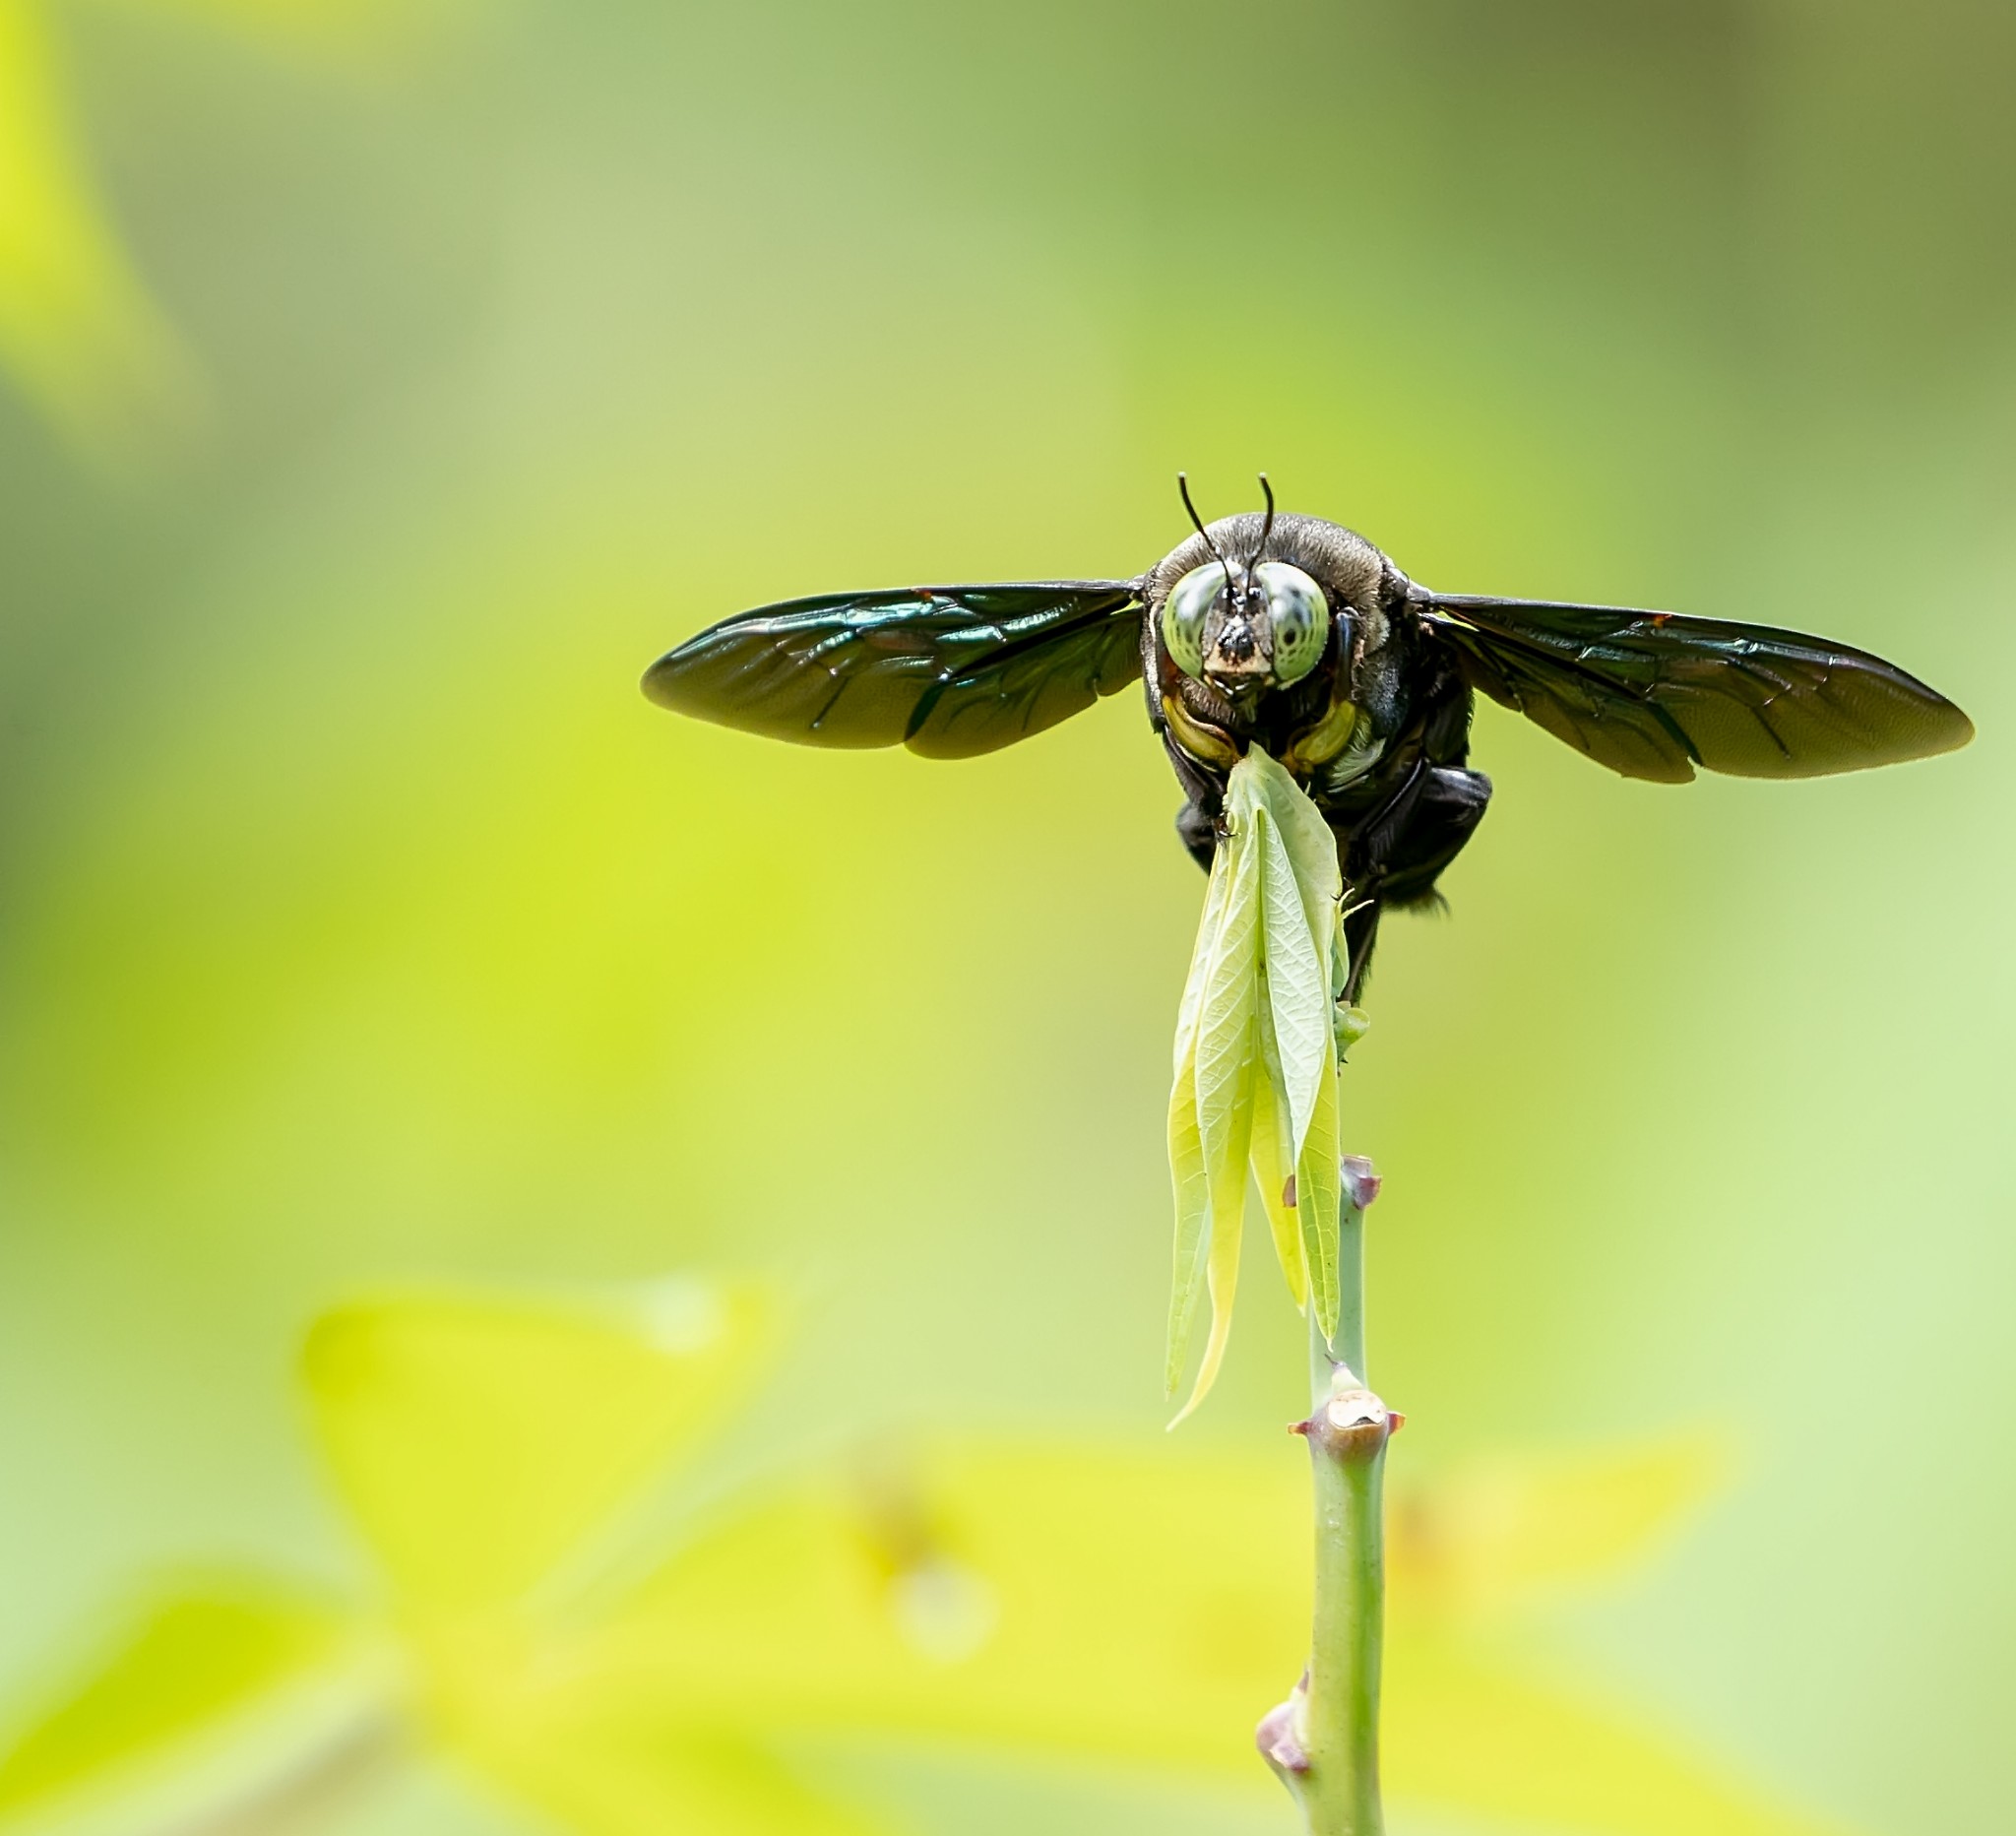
[
  {"left": 1177, "top": 473, "right": 1228, "bottom": 574},
  {"left": 1247, "top": 473, "right": 1277, "bottom": 596}
]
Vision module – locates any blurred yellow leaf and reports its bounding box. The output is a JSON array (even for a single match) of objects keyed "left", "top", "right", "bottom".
[
  {"left": 585, "top": 1437, "right": 1853, "bottom": 1836},
  {"left": 1385, "top": 1640, "right": 1848, "bottom": 1836},
  {"left": 0, "top": 1581, "right": 370, "bottom": 1824},
  {"left": 303, "top": 1281, "right": 773, "bottom": 1617},
  {"left": 584, "top": 1449, "right": 1300, "bottom": 1775},
  {"left": 0, "top": 0, "right": 477, "bottom": 457},
  {"left": 1389, "top": 1433, "right": 1731, "bottom": 1620},
  {"left": 0, "top": 1291, "right": 1857, "bottom": 1836},
  {"left": 106, "top": 0, "right": 471, "bottom": 68},
  {"left": 476, "top": 1718, "right": 885, "bottom": 1836},
  {"left": 0, "top": 0, "right": 192, "bottom": 456}
]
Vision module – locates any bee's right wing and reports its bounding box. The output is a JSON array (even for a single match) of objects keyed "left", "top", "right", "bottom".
[
  {"left": 1419, "top": 590, "right": 1973, "bottom": 782},
  {"left": 643, "top": 581, "right": 1145, "bottom": 759}
]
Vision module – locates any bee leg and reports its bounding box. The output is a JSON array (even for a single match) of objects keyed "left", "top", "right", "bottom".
[
  {"left": 1164, "top": 731, "right": 1227, "bottom": 873},
  {"left": 1377, "top": 765, "right": 1492, "bottom": 908},
  {"left": 1342, "top": 897, "right": 1383, "bottom": 1004},
  {"left": 1175, "top": 798, "right": 1218, "bottom": 871},
  {"left": 1339, "top": 764, "right": 1492, "bottom": 997}
]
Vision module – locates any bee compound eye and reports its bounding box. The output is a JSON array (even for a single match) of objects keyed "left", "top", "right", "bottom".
[
  {"left": 1163, "top": 561, "right": 1225, "bottom": 679},
  {"left": 1254, "top": 560, "right": 1331, "bottom": 686}
]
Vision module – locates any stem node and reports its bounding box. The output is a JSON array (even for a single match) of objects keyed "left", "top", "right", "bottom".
[
  {"left": 1340, "top": 1155, "right": 1381, "bottom": 1211},
  {"left": 1256, "top": 1680, "right": 1313, "bottom": 1777},
  {"left": 1305, "top": 1376, "right": 1393, "bottom": 1463}
]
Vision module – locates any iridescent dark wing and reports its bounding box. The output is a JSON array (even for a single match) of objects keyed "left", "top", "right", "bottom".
[
  {"left": 1419, "top": 591, "right": 1973, "bottom": 783},
  {"left": 642, "top": 581, "right": 1144, "bottom": 760}
]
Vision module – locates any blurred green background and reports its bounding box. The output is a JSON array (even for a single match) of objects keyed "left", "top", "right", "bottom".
[{"left": 1, "top": 0, "right": 2011, "bottom": 1831}]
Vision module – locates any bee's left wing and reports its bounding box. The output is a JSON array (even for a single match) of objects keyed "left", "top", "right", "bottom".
[
  {"left": 643, "top": 581, "right": 1145, "bottom": 759},
  {"left": 1418, "top": 590, "right": 1973, "bottom": 783}
]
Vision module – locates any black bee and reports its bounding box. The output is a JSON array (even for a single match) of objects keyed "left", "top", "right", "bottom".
[{"left": 644, "top": 476, "right": 1972, "bottom": 992}]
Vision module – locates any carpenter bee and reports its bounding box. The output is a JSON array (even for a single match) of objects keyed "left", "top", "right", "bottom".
[{"left": 644, "top": 476, "right": 1972, "bottom": 992}]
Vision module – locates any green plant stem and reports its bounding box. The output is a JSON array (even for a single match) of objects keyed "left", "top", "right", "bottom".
[
  {"left": 1271, "top": 1180, "right": 1387, "bottom": 1835},
  {"left": 1322, "top": 1185, "right": 1368, "bottom": 1381}
]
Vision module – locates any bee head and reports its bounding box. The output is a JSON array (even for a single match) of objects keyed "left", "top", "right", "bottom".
[{"left": 1164, "top": 475, "right": 1332, "bottom": 697}]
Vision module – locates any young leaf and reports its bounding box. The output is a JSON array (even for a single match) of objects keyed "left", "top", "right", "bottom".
[
  {"left": 1164, "top": 810, "right": 1242, "bottom": 1394},
  {"left": 1170, "top": 815, "right": 1235, "bottom": 1075},
  {"left": 1163, "top": 1018, "right": 1211, "bottom": 1398},
  {"left": 1249, "top": 743, "right": 1344, "bottom": 948},
  {"left": 1183, "top": 857, "right": 1260, "bottom": 1416},
  {"left": 1256, "top": 801, "right": 1330, "bottom": 1167},
  {"left": 1169, "top": 1035, "right": 1252, "bottom": 1425},
  {"left": 1248, "top": 1010, "right": 1307, "bottom": 1309},
  {"left": 1165, "top": 745, "right": 1351, "bottom": 1398},
  {"left": 1295, "top": 1024, "right": 1344, "bottom": 1345},
  {"left": 1165, "top": 792, "right": 1263, "bottom": 1404}
]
